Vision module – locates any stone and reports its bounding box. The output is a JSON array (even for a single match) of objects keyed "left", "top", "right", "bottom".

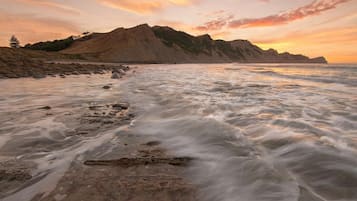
[
  {"left": 89, "top": 105, "right": 103, "bottom": 110},
  {"left": 143, "top": 141, "right": 161, "bottom": 146},
  {"left": 84, "top": 157, "right": 194, "bottom": 167},
  {"left": 112, "top": 103, "right": 129, "bottom": 110},
  {"left": 111, "top": 72, "right": 120, "bottom": 79},
  {"left": 39, "top": 106, "right": 51, "bottom": 110},
  {"left": 32, "top": 73, "right": 46, "bottom": 79}
]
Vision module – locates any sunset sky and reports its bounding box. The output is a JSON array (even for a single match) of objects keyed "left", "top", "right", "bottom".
[{"left": 0, "top": 0, "right": 356, "bottom": 63}]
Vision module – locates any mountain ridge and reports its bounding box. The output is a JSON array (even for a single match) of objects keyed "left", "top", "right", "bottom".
[{"left": 27, "top": 24, "right": 328, "bottom": 64}]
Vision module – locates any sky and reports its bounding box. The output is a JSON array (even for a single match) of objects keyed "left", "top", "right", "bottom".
[{"left": 0, "top": 0, "right": 356, "bottom": 63}]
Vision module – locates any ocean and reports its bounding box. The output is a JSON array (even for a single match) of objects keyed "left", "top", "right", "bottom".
[{"left": 121, "top": 63, "right": 357, "bottom": 201}]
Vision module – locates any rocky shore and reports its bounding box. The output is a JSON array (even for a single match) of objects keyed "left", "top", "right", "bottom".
[
  {"left": 36, "top": 131, "right": 197, "bottom": 201},
  {"left": 0, "top": 59, "right": 130, "bottom": 79},
  {"left": 0, "top": 47, "right": 130, "bottom": 79},
  {"left": 1, "top": 100, "right": 197, "bottom": 201},
  {"left": 0, "top": 68, "right": 197, "bottom": 201}
]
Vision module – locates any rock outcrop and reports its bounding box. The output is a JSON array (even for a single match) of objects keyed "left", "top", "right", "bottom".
[{"left": 0, "top": 47, "right": 130, "bottom": 78}]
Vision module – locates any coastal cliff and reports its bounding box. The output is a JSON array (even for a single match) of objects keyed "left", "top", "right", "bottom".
[{"left": 25, "top": 24, "right": 327, "bottom": 64}]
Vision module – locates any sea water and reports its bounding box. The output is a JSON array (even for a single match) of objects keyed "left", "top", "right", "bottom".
[{"left": 121, "top": 63, "right": 357, "bottom": 201}]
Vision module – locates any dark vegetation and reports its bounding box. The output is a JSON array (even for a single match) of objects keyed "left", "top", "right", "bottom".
[
  {"left": 152, "top": 26, "right": 213, "bottom": 55},
  {"left": 24, "top": 37, "right": 74, "bottom": 52},
  {"left": 215, "top": 40, "right": 245, "bottom": 60},
  {"left": 152, "top": 26, "right": 248, "bottom": 59}
]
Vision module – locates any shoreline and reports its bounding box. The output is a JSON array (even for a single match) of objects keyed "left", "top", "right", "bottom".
[
  {"left": 0, "top": 46, "right": 328, "bottom": 80},
  {"left": 0, "top": 60, "right": 334, "bottom": 80}
]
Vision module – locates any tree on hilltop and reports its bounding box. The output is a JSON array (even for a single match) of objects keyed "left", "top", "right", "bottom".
[{"left": 10, "top": 35, "right": 20, "bottom": 48}]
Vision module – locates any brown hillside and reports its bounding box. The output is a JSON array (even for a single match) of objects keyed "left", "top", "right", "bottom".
[
  {"left": 61, "top": 24, "right": 327, "bottom": 64},
  {"left": 62, "top": 24, "right": 229, "bottom": 63}
]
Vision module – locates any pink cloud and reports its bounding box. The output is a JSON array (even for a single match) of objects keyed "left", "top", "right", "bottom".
[
  {"left": 196, "top": 15, "right": 234, "bottom": 31},
  {"left": 196, "top": 0, "right": 351, "bottom": 31},
  {"left": 229, "top": 0, "right": 351, "bottom": 28}
]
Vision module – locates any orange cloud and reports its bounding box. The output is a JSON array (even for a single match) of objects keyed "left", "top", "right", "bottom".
[
  {"left": 169, "top": 0, "right": 199, "bottom": 5},
  {"left": 12, "top": 0, "right": 81, "bottom": 15},
  {"left": 0, "top": 11, "right": 81, "bottom": 47},
  {"left": 229, "top": 0, "right": 351, "bottom": 28},
  {"left": 98, "top": 0, "right": 164, "bottom": 14},
  {"left": 97, "top": 0, "right": 199, "bottom": 14}
]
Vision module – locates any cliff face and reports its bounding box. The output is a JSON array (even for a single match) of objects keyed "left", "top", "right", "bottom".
[{"left": 61, "top": 24, "right": 327, "bottom": 64}]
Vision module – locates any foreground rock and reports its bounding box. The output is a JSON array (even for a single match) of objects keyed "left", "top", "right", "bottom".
[
  {"left": 111, "top": 72, "right": 121, "bottom": 79},
  {"left": 0, "top": 62, "right": 197, "bottom": 201},
  {"left": 84, "top": 156, "right": 194, "bottom": 167},
  {"left": 0, "top": 160, "right": 33, "bottom": 198},
  {"left": 38, "top": 106, "right": 51, "bottom": 110},
  {"left": 37, "top": 135, "right": 197, "bottom": 201},
  {"left": 0, "top": 100, "right": 136, "bottom": 199}
]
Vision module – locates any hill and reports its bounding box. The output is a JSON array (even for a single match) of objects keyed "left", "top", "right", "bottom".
[{"left": 30, "top": 24, "right": 327, "bottom": 64}]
